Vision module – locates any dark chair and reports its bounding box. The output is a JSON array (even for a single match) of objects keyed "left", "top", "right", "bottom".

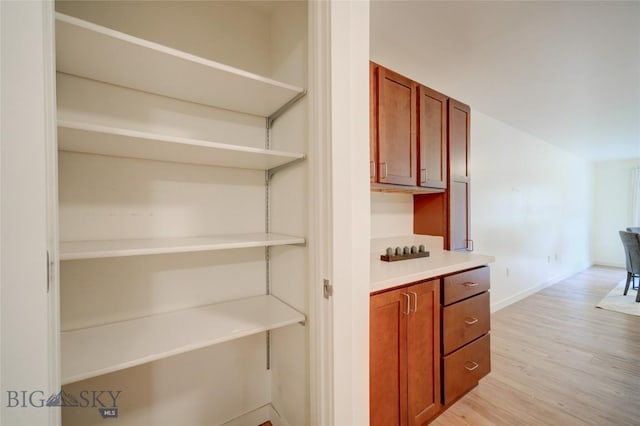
[
  {"left": 619, "top": 230, "right": 640, "bottom": 302},
  {"left": 627, "top": 227, "right": 640, "bottom": 233}
]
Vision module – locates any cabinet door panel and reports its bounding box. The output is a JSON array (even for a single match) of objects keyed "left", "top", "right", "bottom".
[
  {"left": 449, "top": 100, "right": 469, "bottom": 180},
  {"left": 442, "top": 292, "right": 490, "bottom": 355},
  {"left": 448, "top": 99, "right": 470, "bottom": 252},
  {"left": 418, "top": 86, "right": 447, "bottom": 189},
  {"left": 407, "top": 280, "right": 441, "bottom": 426},
  {"left": 443, "top": 266, "right": 490, "bottom": 306},
  {"left": 370, "top": 288, "right": 408, "bottom": 426},
  {"left": 370, "top": 62, "right": 378, "bottom": 182},
  {"left": 443, "top": 333, "right": 491, "bottom": 404},
  {"left": 377, "top": 67, "right": 416, "bottom": 186},
  {"left": 450, "top": 180, "right": 469, "bottom": 251}
]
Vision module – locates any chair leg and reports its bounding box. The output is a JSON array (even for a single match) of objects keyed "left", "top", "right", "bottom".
[
  {"left": 624, "top": 272, "right": 632, "bottom": 295},
  {"left": 636, "top": 283, "right": 640, "bottom": 302}
]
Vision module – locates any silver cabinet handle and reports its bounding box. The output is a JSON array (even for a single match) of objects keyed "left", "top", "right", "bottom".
[
  {"left": 464, "top": 361, "right": 479, "bottom": 371},
  {"left": 409, "top": 291, "right": 418, "bottom": 313},
  {"left": 420, "top": 168, "right": 427, "bottom": 184},
  {"left": 465, "top": 239, "right": 474, "bottom": 251},
  {"left": 370, "top": 160, "right": 376, "bottom": 179},
  {"left": 463, "top": 281, "right": 479, "bottom": 287},
  {"left": 464, "top": 317, "right": 479, "bottom": 325},
  {"left": 380, "top": 162, "right": 388, "bottom": 179},
  {"left": 403, "top": 293, "right": 410, "bottom": 315}
]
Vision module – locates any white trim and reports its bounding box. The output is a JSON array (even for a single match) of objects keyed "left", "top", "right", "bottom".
[
  {"left": 592, "top": 261, "right": 625, "bottom": 269},
  {"left": 490, "top": 270, "right": 583, "bottom": 312},
  {"left": 42, "top": 1, "right": 61, "bottom": 425},
  {"left": 308, "top": 1, "right": 334, "bottom": 424}
]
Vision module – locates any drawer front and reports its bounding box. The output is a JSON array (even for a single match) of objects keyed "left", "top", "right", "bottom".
[
  {"left": 443, "top": 266, "right": 490, "bottom": 305},
  {"left": 443, "top": 333, "right": 491, "bottom": 404},
  {"left": 442, "top": 292, "right": 490, "bottom": 354}
]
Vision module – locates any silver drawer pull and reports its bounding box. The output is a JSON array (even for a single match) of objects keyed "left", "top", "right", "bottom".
[
  {"left": 409, "top": 291, "right": 418, "bottom": 313},
  {"left": 464, "top": 361, "right": 479, "bottom": 371},
  {"left": 463, "top": 281, "right": 479, "bottom": 287},
  {"left": 403, "top": 293, "right": 410, "bottom": 315},
  {"left": 370, "top": 161, "right": 376, "bottom": 179},
  {"left": 464, "top": 317, "right": 479, "bottom": 325}
]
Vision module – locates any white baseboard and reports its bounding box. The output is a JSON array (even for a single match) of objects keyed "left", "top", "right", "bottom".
[
  {"left": 591, "top": 260, "right": 625, "bottom": 269},
  {"left": 220, "top": 403, "right": 290, "bottom": 426},
  {"left": 490, "top": 271, "right": 579, "bottom": 313},
  {"left": 221, "top": 404, "right": 270, "bottom": 426}
]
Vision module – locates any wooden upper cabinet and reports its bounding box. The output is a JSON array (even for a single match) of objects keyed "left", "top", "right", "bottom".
[
  {"left": 417, "top": 85, "right": 447, "bottom": 189},
  {"left": 449, "top": 99, "right": 470, "bottom": 181},
  {"left": 370, "top": 62, "right": 378, "bottom": 183},
  {"left": 372, "top": 64, "right": 417, "bottom": 186},
  {"left": 448, "top": 99, "right": 471, "bottom": 251}
]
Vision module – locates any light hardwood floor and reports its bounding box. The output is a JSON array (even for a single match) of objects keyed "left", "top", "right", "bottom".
[{"left": 432, "top": 266, "right": 640, "bottom": 426}]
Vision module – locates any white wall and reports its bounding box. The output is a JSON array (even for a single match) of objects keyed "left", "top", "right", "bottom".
[
  {"left": 471, "top": 111, "right": 592, "bottom": 310},
  {"left": 369, "top": 108, "right": 593, "bottom": 310},
  {"left": 591, "top": 158, "right": 640, "bottom": 267},
  {"left": 370, "top": 192, "right": 412, "bottom": 238}
]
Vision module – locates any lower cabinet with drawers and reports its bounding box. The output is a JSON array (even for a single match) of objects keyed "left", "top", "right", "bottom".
[{"left": 370, "top": 265, "right": 491, "bottom": 425}]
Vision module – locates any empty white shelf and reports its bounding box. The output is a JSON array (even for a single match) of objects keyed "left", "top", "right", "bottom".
[
  {"left": 61, "top": 295, "right": 305, "bottom": 384},
  {"left": 60, "top": 233, "right": 305, "bottom": 260},
  {"left": 55, "top": 13, "right": 304, "bottom": 117},
  {"left": 58, "top": 121, "right": 305, "bottom": 169}
]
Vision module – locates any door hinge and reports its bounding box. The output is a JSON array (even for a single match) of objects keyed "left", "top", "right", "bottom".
[{"left": 323, "top": 279, "right": 333, "bottom": 299}]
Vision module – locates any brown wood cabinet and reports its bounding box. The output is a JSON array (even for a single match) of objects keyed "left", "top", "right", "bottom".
[
  {"left": 370, "top": 63, "right": 417, "bottom": 186},
  {"left": 370, "top": 63, "right": 446, "bottom": 193},
  {"left": 370, "top": 280, "right": 441, "bottom": 426},
  {"left": 441, "top": 266, "right": 491, "bottom": 405},
  {"left": 414, "top": 98, "right": 472, "bottom": 251},
  {"left": 448, "top": 99, "right": 471, "bottom": 251},
  {"left": 417, "top": 85, "right": 447, "bottom": 190}
]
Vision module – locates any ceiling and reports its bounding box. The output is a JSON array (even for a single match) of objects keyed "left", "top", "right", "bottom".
[{"left": 370, "top": 0, "right": 640, "bottom": 162}]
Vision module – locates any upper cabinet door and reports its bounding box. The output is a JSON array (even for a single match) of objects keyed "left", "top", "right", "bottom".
[
  {"left": 370, "top": 62, "right": 378, "bottom": 183},
  {"left": 448, "top": 99, "right": 471, "bottom": 251},
  {"left": 448, "top": 99, "right": 470, "bottom": 181},
  {"left": 375, "top": 65, "right": 417, "bottom": 186},
  {"left": 417, "top": 85, "right": 448, "bottom": 189}
]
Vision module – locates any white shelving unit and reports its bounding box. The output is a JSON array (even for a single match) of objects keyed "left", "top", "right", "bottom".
[
  {"left": 60, "top": 233, "right": 305, "bottom": 260},
  {"left": 61, "top": 295, "right": 305, "bottom": 385},
  {"left": 56, "top": 9, "right": 307, "bottom": 395},
  {"left": 58, "top": 121, "right": 305, "bottom": 170},
  {"left": 55, "top": 12, "right": 305, "bottom": 117}
]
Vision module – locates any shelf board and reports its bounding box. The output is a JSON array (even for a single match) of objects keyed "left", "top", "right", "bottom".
[
  {"left": 55, "top": 13, "right": 305, "bottom": 117},
  {"left": 371, "top": 182, "right": 446, "bottom": 195},
  {"left": 61, "top": 295, "right": 305, "bottom": 384},
  {"left": 60, "top": 233, "right": 305, "bottom": 261},
  {"left": 58, "top": 121, "right": 305, "bottom": 169}
]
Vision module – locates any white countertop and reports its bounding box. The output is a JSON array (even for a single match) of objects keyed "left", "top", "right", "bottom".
[{"left": 370, "top": 236, "right": 495, "bottom": 293}]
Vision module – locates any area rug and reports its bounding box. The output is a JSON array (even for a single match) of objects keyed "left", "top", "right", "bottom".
[{"left": 596, "top": 279, "right": 640, "bottom": 317}]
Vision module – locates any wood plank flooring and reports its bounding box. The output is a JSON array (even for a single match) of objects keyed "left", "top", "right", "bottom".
[{"left": 432, "top": 266, "right": 640, "bottom": 426}]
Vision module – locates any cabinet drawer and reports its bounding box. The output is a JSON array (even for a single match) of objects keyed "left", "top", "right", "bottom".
[
  {"left": 443, "top": 333, "right": 491, "bottom": 404},
  {"left": 442, "top": 292, "right": 490, "bottom": 355},
  {"left": 443, "top": 266, "right": 490, "bottom": 305}
]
